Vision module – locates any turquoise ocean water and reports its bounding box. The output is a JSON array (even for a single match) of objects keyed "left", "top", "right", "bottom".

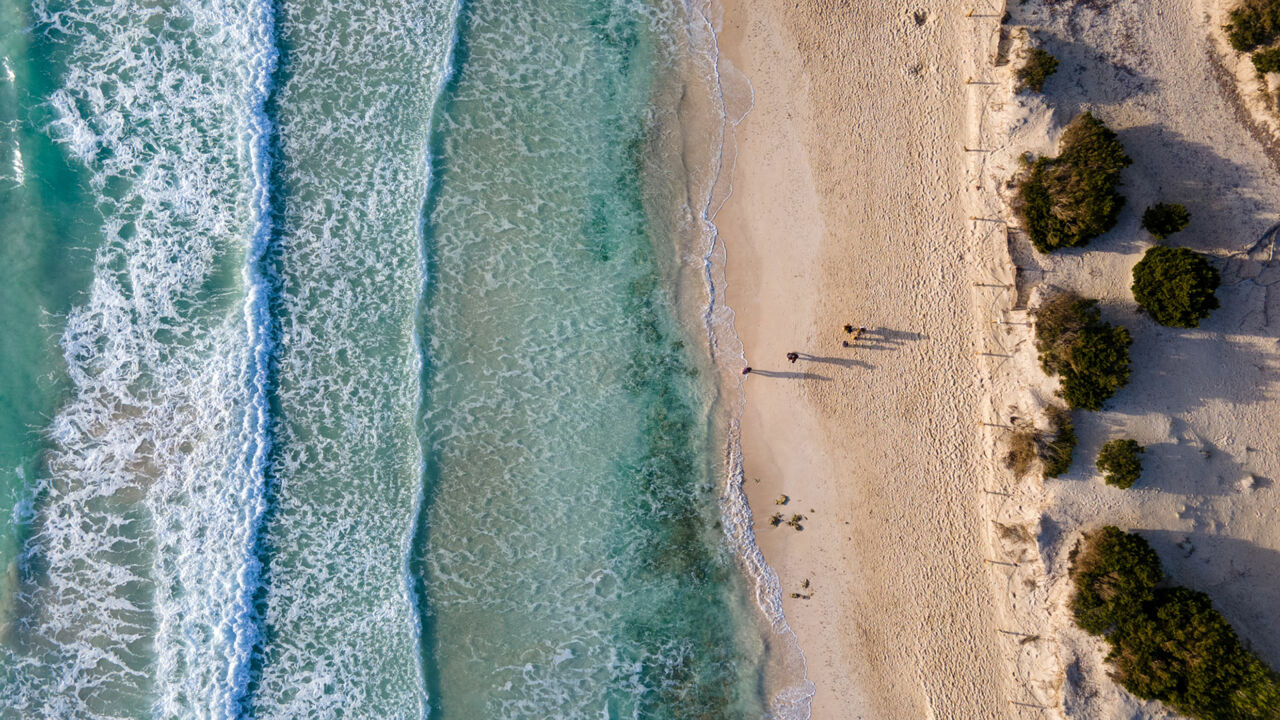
[{"left": 0, "top": 0, "right": 812, "bottom": 717}]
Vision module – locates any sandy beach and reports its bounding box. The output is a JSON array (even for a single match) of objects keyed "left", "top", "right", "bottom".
[
  {"left": 715, "top": 2, "right": 1010, "bottom": 716},
  {"left": 716, "top": 0, "right": 1280, "bottom": 717}
]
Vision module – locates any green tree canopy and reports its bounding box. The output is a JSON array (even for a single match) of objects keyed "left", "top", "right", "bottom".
[
  {"left": 1016, "top": 47, "right": 1059, "bottom": 93},
  {"left": 1034, "top": 293, "right": 1132, "bottom": 411},
  {"left": 1071, "top": 527, "right": 1280, "bottom": 720},
  {"left": 1041, "top": 405, "right": 1077, "bottom": 478},
  {"left": 1097, "top": 438, "right": 1144, "bottom": 489},
  {"left": 1131, "top": 246, "right": 1221, "bottom": 328},
  {"left": 1017, "top": 113, "right": 1132, "bottom": 252},
  {"left": 1142, "top": 203, "right": 1191, "bottom": 239},
  {"left": 1226, "top": 0, "right": 1280, "bottom": 52},
  {"left": 1071, "top": 526, "right": 1164, "bottom": 635}
]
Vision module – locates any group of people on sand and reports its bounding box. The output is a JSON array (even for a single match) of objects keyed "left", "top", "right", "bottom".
[{"left": 741, "top": 324, "right": 868, "bottom": 375}]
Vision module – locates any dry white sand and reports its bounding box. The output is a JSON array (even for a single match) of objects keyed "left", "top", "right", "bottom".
[{"left": 716, "top": 1, "right": 1012, "bottom": 717}]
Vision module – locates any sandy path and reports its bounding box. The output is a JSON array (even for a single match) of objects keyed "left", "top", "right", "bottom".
[{"left": 715, "top": 2, "right": 1011, "bottom": 717}]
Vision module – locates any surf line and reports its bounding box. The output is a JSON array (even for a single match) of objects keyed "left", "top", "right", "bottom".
[
  {"left": 404, "top": 0, "right": 464, "bottom": 716},
  {"left": 686, "top": 1, "right": 815, "bottom": 716},
  {"left": 222, "top": 0, "right": 280, "bottom": 715}
]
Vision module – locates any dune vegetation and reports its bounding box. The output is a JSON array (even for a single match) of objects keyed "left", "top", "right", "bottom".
[
  {"left": 999, "top": 7, "right": 1271, "bottom": 718},
  {"left": 1005, "top": 404, "right": 1077, "bottom": 479},
  {"left": 1033, "top": 292, "right": 1132, "bottom": 411},
  {"left": 1016, "top": 47, "right": 1059, "bottom": 93},
  {"left": 1071, "top": 527, "right": 1280, "bottom": 720},
  {"left": 1016, "top": 113, "right": 1131, "bottom": 253},
  {"left": 1131, "top": 246, "right": 1221, "bottom": 328},
  {"left": 1096, "top": 438, "right": 1144, "bottom": 489},
  {"left": 1226, "top": 0, "right": 1280, "bottom": 53},
  {"left": 1141, "top": 202, "right": 1190, "bottom": 239}
]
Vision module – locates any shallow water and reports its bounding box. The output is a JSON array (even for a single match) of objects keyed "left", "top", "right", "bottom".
[{"left": 0, "top": 0, "right": 809, "bottom": 716}]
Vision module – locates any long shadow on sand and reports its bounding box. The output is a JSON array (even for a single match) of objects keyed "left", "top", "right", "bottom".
[
  {"left": 749, "top": 369, "right": 832, "bottom": 381},
  {"left": 1036, "top": 36, "right": 1157, "bottom": 122},
  {"left": 1105, "top": 324, "right": 1280, "bottom": 416},
  {"left": 792, "top": 354, "right": 872, "bottom": 370},
  {"left": 1115, "top": 126, "right": 1275, "bottom": 255}
]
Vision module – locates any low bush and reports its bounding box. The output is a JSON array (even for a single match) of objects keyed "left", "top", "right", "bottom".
[
  {"left": 1141, "top": 202, "right": 1190, "bottom": 239},
  {"left": 1005, "top": 428, "right": 1040, "bottom": 478},
  {"left": 1003, "top": 407, "right": 1076, "bottom": 479},
  {"left": 1071, "top": 526, "right": 1163, "bottom": 634},
  {"left": 1226, "top": 0, "right": 1280, "bottom": 52},
  {"left": 1042, "top": 405, "right": 1077, "bottom": 478},
  {"left": 1016, "top": 47, "right": 1059, "bottom": 93},
  {"left": 1034, "top": 292, "right": 1133, "bottom": 411},
  {"left": 1131, "top": 246, "right": 1221, "bottom": 328},
  {"left": 1253, "top": 46, "right": 1280, "bottom": 73},
  {"left": 1016, "top": 113, "right": 1132, "bottom": 253},
  {"left": 1071, "top": 527, "right": 1280, "bottom": 720},
  {"left": 1097, "top": 438, "right": 1144, "bottom": 488}
]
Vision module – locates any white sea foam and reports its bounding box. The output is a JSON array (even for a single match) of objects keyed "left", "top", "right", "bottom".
[
  {"left": 3, "top": 0, "right": 809, "bottom": 716},
  {"left": 2, "top": 0, "right": 273, "bottom": 717},
  {"left": 683, "top": 2, "right": 816, "bottom": 717},
  {"left": 409, "top": 2, "right": 803, "bottom": 715},
  {"left": 403, "top": 2, "right": 463, "bottom": 714},
  {"left": 8, "top": 143, "right": 21, "bottom": 186},
  {"left": 220, "top": 0, "right": 277, "bottom": 714},
  {"left": 1, "top": 56, "right": 21, "bottom": 186},
  {"left": 245, "top": 0, "right": 458, "bottom": 716}
]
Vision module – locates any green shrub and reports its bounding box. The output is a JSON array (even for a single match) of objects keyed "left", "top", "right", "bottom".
[
  {"left": 1034, "top": 292, "right": 1133, "bottom": 411},
  {"left": 1016, "top": 47, "right": 1059, "bottom": 93},
  {"left": 1253, "top": 46, "right": 1280, "bottom": 73},
  {"left": 1004, "top": 408, "right": 1076, "bottom": 479},
  {"left": 1041, "top": 405, "right": 1077, "bottom": 478},
  {"left": 1017, "top": 113, "right": 1132, "bottom": 252},
  {"left": 1226, "top": 0, "right": 1280, "bottom": 52},
  {"left": 1141, "top": 202, "right": 1190, "bottom": 239},
  {"left": 1071, "top": 527, "right": 1280, "bottom": 720},
  {"left": 1071, "top": 526, "right": 1163, "bottom": 635},
  {"left": 1063, "top": 326, "right": 1133, "bottom": 410},
  {"left": 1097, "top": 438, "right": 1144, "bottom": 488},
  {"left": 1113, "top": 588, "right": 1280, "bottom": 720},
  {"left": 1131, "top": 246, "right": 1221, "bottom": 328}
]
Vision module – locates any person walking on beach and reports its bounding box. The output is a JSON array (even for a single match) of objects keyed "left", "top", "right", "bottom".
[
  {"left": 843, "top": 324, "right": 855, "bottom": 334},
  {"left": 786, "top": 352, "right": 799, "bottom": 363},
  {"left": 742, "top": 366, "right": 752, "bottom": 375}
]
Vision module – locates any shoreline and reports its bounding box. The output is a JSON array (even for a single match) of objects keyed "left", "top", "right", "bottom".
[
  {"left": 714, "top": 2, "right": 1011, "bottom": 716},
  {"left": 653, "top": 3, "right": 816, "bottom": 714}
]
